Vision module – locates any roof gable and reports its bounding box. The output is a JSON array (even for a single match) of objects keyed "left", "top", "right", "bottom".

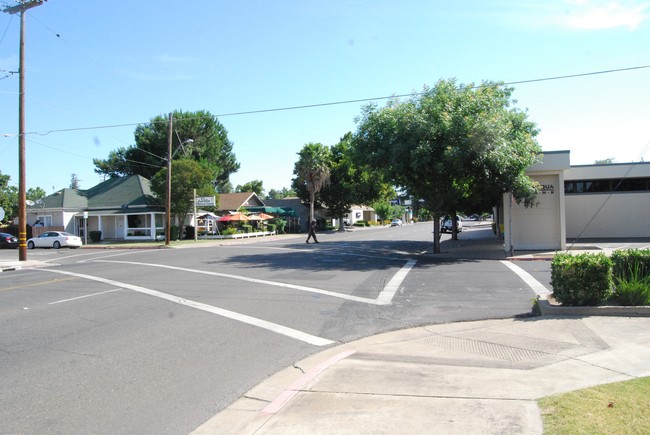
[
  {"left": 29, "top": 175, "right": 160, "bottom": 212},
  {"left": 86, "top": 175, "right": 157, "bottom": 208},
  {"left": 217, "top": 192, "right": 265, "bottom": 211}
]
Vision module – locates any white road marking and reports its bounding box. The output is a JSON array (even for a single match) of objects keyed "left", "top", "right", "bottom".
[
  {"left": 500, "top": 260, "right": 551, "bottom": 298},
  {"left": 376, "top": 259, "right": 417, "bottom": 305},
  {"left": 48, "top": 288, "right": 123, "bottom": 305},
  {"left": 39, "top": 269, "right": 334, "bottom": 347},
  {"left": 94, "top": 260, "right": 387, "bottom": 305}
]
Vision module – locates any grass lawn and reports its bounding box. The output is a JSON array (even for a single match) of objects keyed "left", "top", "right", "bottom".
[{"left": 539, "top": 376, "right": 650, "bottom": 434}]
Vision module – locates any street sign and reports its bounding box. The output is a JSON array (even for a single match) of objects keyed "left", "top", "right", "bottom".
[{"left": 195, "top": 196, "right": 216, "bottom": 207}]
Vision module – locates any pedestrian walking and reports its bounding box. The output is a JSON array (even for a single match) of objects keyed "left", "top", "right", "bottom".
[{"left": 306, "top": 219, "right": 319, "bottom": 244}]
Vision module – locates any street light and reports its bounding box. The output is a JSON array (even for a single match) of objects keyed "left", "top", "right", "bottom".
[{"left": 165, "top": 128, "right": 193, "bottom": 245}]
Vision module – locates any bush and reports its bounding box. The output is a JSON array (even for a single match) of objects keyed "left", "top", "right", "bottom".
[
  {"left": 170, "top": 225, "right": 181, "bottom": 241},
  {"left": 241, "top": 224, "right": 252, "bottom": 233},
  {"left": 267, "top": 224, "right": 276, "bottom": 233},
  {"left": 353, "top": 220, "right": 368, "bottom": 227},
  {"left": 89, "top": 230, "right": 102, "bottom": 242},
  {"left": 611, "top": 249, "right": 650, "bottom": 282},
  {"left": 550, "top": 253, "right": 613, "bottom": 306},
  {"left": 222, "top": 227, "right": 237, "bottom": 236},
  {"left": 614, "top": 266, "right": 650, "bottom": 305}
]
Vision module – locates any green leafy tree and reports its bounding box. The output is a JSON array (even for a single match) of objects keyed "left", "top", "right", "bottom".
[
  {"left": 0, "top": 173, "right": 17, "bottom": 223},
  {"left": 292, "top": 142, "right": 332, "bottom": 223},
  {"left": 373, "top": 201, "right": 405, "bottom": 222},
  {"left": 319, "top": 132, "right": 391, "bottom": 230},
  {"left": 150, "top": 159, "right": 214, "bottom": 240},
  {"left": 354, "top": 79, "right": 541, "bottom": 252},
  {"left": 27, "top": 187, "right": 47, "bottom": 202},
  {"left": 236, "top": 180, "right": 264, "bottom": 196},
  {"left": 94, "top": 110, "right": 239, "bottom": 193},
  {"left": 266, "top": 187, "right": 296, "bottom": 200}
]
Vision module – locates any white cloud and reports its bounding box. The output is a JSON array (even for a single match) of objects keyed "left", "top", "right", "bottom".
[{"left": 557, "top": 1, "right": 650, "bottom": 30}]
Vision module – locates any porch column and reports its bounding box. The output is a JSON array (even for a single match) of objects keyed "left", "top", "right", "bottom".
[{"left": 149, "top": 212, "right": 156, "bottom": 240}]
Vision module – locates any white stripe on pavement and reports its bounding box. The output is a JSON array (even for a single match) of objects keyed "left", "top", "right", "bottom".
[
  {"left": 40, "top": 269, "right": 334, "bottom": 347},
  {"left": 48, "top": 288, "right": 122, "bottom": 305},
  {"left": 94, "top": 260, "right": 385, "bottom": 305},
  {"left": 500, "top": 260, "right": 551, "bottom": 298},
  {"left": 376, "top": 259, "right": 417, "bottom": 305}
]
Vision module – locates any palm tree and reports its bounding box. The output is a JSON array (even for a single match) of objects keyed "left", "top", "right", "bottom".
[{"left": 293, "top": 143, "right": 332, "bottom": 223}]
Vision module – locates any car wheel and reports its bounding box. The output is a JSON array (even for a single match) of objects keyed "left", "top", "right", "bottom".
[
  {"left": 53, "top": 241, "right": 61, "bottom": 249},
  {"left": 27, "top": 241, "right": 35, "bottom": 249}
]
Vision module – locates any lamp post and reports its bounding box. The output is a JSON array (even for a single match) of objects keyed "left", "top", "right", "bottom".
[{"left": 164, "top": 112, "right": 193, "bottom": 245}]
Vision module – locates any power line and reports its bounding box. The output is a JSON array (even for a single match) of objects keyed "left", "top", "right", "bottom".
[{"left": 4, "top": 64, "right": 650, "bottom": 137}]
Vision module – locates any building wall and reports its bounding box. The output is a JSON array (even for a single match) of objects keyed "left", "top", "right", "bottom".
[
  {"left": 509, "top": 174, "right": 564, "bottom": 250},
  {"left": 564, "top": 162, "right": 650, "bottom": 239},
  {"left": 565, "top": 192, "right": 650, "bottom": 238}
]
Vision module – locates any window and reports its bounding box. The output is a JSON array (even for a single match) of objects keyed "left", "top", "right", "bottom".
[{"left": 565, "top": 177, "right": 650, "bottom": 194}]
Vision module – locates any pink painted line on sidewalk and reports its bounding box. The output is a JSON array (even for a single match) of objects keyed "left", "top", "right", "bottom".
[{"left": 262, "top": 349, "right": 356, "bottom": 415}]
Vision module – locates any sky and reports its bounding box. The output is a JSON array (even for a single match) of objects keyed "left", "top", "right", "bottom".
[{"left": 1, "top": 0, "right": 649, "bottom": 196}]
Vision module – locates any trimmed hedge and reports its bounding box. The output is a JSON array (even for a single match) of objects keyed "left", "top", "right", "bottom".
[
  {"left": 550, "top": 253, "right": 613, "bottom": 306},
  {"left": 611, "top": 249, "right": 650, "bottom": 281}
]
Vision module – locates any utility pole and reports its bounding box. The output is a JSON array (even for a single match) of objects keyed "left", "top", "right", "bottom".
[
  {"left": 165, "top": 113, "right": 173, "bottom": 245},
  {"left": 3, "top": 1, "right": 46, "bottom": 261}
]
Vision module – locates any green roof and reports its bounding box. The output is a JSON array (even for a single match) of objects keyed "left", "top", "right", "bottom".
[{"left": 29, "top": 175, "right": 161, "bottom": 211}]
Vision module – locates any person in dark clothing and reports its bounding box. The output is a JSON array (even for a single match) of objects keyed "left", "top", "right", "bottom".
[{"left": 306, "top": 219, "right": 319, "bottom": 244}]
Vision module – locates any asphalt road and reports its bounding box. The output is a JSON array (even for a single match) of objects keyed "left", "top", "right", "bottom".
[{"left": 0, "top": 222, "right": 550, "bottom": 434}]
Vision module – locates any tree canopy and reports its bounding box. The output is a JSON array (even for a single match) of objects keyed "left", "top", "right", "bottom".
[
  {"left": 292, "top": 142, "right": 332, "bottom": 223},
  {"left": 318, "top": 132, "right": 392, "bottom": 229},
  {"left": 353, "top": 79, "right": 541, "bottom": 252},
  {"left": 150, "top": 159, "right": 214, "bottom": 240},
  {"left": 236, "top": 180, "right": 264, "bottom": 196},
  {"left": 93, "top": 110, "right": 239, "bottom": 193}
]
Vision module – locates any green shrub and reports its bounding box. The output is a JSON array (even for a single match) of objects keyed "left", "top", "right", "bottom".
[
  {"left": 89, "top": 230, "right": 102, "bottom": 242},
  {"left": 170, "top": 225, "right": 181, "bottom": 241},
  {"left": 267, "top": 224, "right": 276, "bottom": 233},
  {"left": 241, "top": 224, "right": 252, "bottom": 233},
  {"left": 353, "top": 220, "right": 368, "bottom": 227},
  {"left": 222, "top": 227, "right": 237, "bottom": 236},
  {"left": 613, "top": 262, "right": 650, "bottom": 306},
  {"left": 550, "top": 253, "right": 613, "bottom": 306},
  {"left": 611, "top": 249, "right": 650, "bottom": 282}
]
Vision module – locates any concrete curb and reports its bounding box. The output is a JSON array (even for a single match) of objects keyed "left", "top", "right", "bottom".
[{"left": 538, "top": 299, "right": 650, "bottom": 317}]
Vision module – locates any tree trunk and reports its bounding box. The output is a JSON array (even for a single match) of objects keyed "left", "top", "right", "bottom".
[
  {"left": 451, "top": 211, "right": 458, "bottom": 241},
  {"left": 308, "top": 191, "right": 315, "bottom": 224},
  {"left": 432, "top": 216, "right": 441, "bottom": 253}
]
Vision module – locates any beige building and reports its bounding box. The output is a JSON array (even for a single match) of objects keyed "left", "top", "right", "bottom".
[{"left": 502, "top": 151, "right": 650, "bottom": 252}]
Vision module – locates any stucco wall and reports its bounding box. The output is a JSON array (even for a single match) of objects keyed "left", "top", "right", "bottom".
[{"left": 566, "top": 192, "right": 650, "bottom": 239}]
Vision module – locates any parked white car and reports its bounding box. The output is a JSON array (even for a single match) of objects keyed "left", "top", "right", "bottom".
[
  {"left": 441, "top": 216, "right": 463, "bottom": 233},
  {"left": 27, "top": 231, "right": 82, "bottom": 249}
]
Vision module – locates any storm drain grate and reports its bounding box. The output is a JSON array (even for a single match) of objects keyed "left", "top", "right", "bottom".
[{"left": 424, "top": 335, "right": 549, "bottom": 362}]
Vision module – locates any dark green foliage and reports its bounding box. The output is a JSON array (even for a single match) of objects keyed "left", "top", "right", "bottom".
[
  {"left": 267, "top": 224, "right": 276, "bottom": 233},
  {"left": 611, "top": 249, "right": 650, "bottom": 306},
  {"left": 89, "top": 231, "right": 102, "bottom": 243},
  {"left": 353, "top": 220, "right": 368, "bottom": 227},
  {"left": 550, "top": 253, "right": 613, "bottom": 306},
  {"left": 611, "top": 249, "right": 650, "bottom": 281},
  {"left": 241, "top": 224, "right": 252, "bottom": 234}
]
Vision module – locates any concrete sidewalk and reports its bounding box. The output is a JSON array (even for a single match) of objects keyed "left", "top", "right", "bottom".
[{"left": 194, "top": 316, "right": 650, "bottom": 435}]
